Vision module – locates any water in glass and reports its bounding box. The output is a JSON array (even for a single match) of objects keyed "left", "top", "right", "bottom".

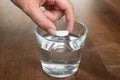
[{"left": 38, "top": 33, "right": 84, "bottom": 78}]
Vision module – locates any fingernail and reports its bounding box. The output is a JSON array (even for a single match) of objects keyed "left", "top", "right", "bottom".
[{"left": 48, "top": 28, "right": 56, "bottom": 35}]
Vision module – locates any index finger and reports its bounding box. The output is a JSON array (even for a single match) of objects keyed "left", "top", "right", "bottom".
[
  {"left": 65, "top": 7, "right": 74, "bottom": 32},
  {"left": 56, "top": 0, "right": 74, "bottom": 32}
]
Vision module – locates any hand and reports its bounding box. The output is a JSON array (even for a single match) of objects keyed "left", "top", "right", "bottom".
[{"left": 11, "top": 0, "right": 74, "bottom": 35}]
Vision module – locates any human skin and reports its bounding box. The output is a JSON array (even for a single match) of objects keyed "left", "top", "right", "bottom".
[{"left": 11, "top": 0, "right": 74, "bottom": 35}]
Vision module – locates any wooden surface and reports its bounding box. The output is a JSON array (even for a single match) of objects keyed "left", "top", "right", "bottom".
[{"left": 0, "top": 0, "right": 120, "bottom": 80}]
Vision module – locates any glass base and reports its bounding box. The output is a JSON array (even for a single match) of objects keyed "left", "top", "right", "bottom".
[{"left": 41, "top": 61, "right": 79, "bottom": 78}]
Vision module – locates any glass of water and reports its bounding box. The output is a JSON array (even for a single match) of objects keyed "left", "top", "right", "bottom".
[{"left": 34, "top": 19, "right": 88, "bottom": 78}]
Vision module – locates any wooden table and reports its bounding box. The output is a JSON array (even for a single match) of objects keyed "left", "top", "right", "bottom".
[{"left": 0, "top": 0, "right": 120, "bottom": 80}]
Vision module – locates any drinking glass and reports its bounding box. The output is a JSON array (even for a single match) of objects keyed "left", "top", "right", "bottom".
[{"left": 34, "top": 19, "right": 88, "bottom": 78}]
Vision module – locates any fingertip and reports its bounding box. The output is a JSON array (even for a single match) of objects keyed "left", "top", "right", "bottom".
[
  {"left": 48, "top": 28, "right": 56, "bottom": 35},
  {"left": 66, "top": 17, "right": 74, "bottom": 33},
  {"left": 67, "top": 24, "right": 74, "bottom": 33}
]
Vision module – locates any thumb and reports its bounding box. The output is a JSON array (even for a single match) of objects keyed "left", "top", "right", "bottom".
[{"left": 27, "top": 7, "right": 56, "bottom": 35}]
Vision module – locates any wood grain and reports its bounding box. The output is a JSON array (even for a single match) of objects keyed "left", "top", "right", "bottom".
[
  {"left": 0, "top": 0, "right": 120, "bottom": 80},
  {"left": 73, "top": 0, "right": 120, "bottom": 77}
]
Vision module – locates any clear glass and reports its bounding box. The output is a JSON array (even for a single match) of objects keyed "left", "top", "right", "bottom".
[{"left": 34, "top": 19, "right": 88, "bottom": 78}]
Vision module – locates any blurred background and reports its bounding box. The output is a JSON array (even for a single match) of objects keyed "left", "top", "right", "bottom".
[{"left": 0, "top": 0, "right": 120, "bottom": 78}]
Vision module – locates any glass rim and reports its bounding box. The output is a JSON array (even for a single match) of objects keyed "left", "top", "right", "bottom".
[{"left": 34, "top": 20, "right": 88, "bottom": 42}]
